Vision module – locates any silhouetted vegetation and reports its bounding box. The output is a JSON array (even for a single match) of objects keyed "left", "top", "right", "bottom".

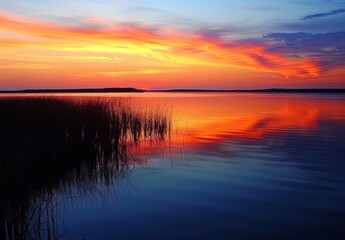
[
  {"left": 0, "top": 87, "right": 144, "bottom": 93},
  {"left": 0, "top": 97, "right": 171, "bottom": 240},
  {"left": 153, "top": 88, "right": 345, "bottom": 93}
]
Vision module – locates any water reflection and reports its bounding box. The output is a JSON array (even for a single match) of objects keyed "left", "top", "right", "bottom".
[
  {"left": 1, "top": 93, "right": 345, "bottom": 240},
  {"left": 169, "top": 94, "right": 344, "bottom": 143},
  {"left": 0, "top": 97, "right": 171, "bottom": 240}
]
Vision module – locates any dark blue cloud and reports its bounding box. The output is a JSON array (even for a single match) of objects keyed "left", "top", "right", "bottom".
[
  {"left": 264, "top": 32, "right": 345, "bottom": 53},
  {"left": 263, "top": 32, "right": 345, "bottom": 71},
  {"left": 250, "top": 53, "right": 278, "bottom": 68},
  {"left": 301, "top": 9, "right": 345, "bottom": 20}
]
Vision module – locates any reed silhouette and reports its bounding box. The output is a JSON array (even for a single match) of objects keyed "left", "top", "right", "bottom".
[{"left": 0, "top": 97, "right": 171, "bottom": 240}]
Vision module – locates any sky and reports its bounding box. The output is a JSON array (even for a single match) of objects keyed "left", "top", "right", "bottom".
[{"left": 0, "top": 0, "right": 345, "bottom": 90}]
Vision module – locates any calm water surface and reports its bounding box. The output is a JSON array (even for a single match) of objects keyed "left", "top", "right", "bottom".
[{"left": 2, "top": 93, "right": 345, "bottom": 239}]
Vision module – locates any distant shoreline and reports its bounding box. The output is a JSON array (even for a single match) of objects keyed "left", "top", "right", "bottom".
[
  {"left": 151, "top": 88, "right": 345, "bottom": 93},
  {"left": 0, "top": 87, "right": 144, "bottom": 93},
  {"left": 0, "top": 88, "right": 345, "bottom": 94}
]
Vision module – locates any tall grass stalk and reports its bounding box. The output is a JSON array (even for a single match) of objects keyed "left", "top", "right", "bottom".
[{"left": 0, "top": 97, "right": 172, "bottom": 240}]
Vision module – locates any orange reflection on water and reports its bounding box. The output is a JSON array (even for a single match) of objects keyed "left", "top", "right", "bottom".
[{"left": 157, "top": 93, "right": 345, "bottom": 146}]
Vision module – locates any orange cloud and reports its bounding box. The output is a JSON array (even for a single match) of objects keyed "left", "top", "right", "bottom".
[{"left": 0, "top": 12, "right": 322, "bottom": 89}]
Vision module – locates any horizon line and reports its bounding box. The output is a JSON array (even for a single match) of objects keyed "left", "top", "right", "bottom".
[{"left": 1, "top": 87, "right": 345, "bottom": 94}]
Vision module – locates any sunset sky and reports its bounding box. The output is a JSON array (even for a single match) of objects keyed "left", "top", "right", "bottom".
[{"left": 1, "top": 0, "right": 345, "bottom": 90}]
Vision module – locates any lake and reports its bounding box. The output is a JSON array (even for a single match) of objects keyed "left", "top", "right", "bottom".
[{"left": 1, "top": 93, "right": 345, "bottom": 240}]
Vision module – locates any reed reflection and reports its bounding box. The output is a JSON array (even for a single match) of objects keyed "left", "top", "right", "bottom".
[{"left": 0, "top": 97, "right": 171, "bottom": 240}]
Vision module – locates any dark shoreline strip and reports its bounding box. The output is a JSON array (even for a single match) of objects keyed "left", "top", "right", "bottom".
[{"left": 1, "top": 88, "right": 345, "bottom": 94}]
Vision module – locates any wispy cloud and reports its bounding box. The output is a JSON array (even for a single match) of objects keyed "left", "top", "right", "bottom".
[
  {"left": 131, "top": 6, "right": 165, "bottom": 13},
  {"left": 240, "top": 5, "right": 278, "bottom": 11},
  {"left": 301, "top": 8, "right": 345, "bottom": 20},
  {"left": 0, "top": 63, "right": 53, "bottom": 70},
  {"left": 0, "top": 11, "right": 323, "bottom": 81},
  {"left": 263, "top": 32, "right": 345, "bottom": 72}
]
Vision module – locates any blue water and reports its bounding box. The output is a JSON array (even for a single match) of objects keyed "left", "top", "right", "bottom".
[{"left": 3, "top": 93, "right": 345, "bottom": 239}]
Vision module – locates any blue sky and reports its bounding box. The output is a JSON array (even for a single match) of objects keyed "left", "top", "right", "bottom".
[
  {"left": 2, "top": 0, "right": 345, "bottom": 41},
  {"left": 2, "top": 0, "right": 344, "bottom": 33}
]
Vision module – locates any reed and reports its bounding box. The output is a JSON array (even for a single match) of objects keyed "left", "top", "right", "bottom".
[{"left": 0, "top": 97, "right": 172, "bottom": 240}]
